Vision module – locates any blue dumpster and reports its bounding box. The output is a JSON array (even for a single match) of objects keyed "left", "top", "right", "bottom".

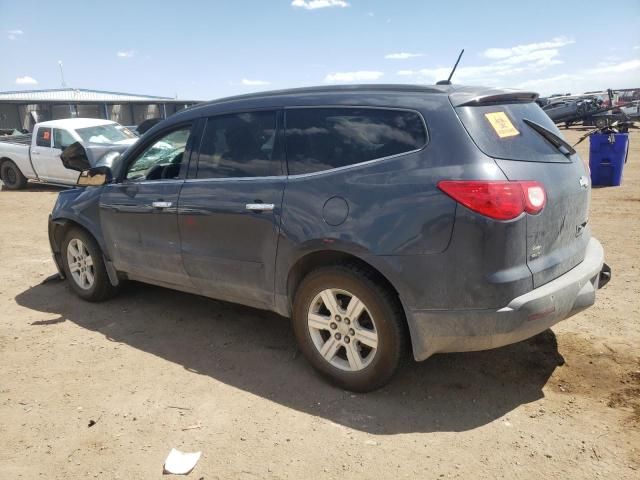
[{"left": 588, "top": 133, "right": 629, "bottom": 186}]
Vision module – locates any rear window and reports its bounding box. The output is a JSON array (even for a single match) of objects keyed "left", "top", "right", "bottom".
[
  {"left": 285, "top": 107, "right": 427, "bottom": 175},
  {"left": 456, "top": 102, "right": 571, "bottom": 163},
  {"left": 36, "top": 127, "right": 51, "bottom": 147}
]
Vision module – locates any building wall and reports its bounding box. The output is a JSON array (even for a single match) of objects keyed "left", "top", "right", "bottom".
[
  {"left": 132, "top": 104, "right": 161, "bottom": 125},
  {"left": 0, "top": 104, "right": 21, "bottom": 130},
  {"left": 51, "top": 104, "right": 75, "bottom": 120},
  {"left": 0, "top": 101, "right": 196, "bottom": 130},
  {"left": 76, "top": 104, "right": 102, "bottom": 118},
  {"left": 107, "top": 104, "right": 133, "bottom": 125},
  {"left": 18, "top": 104, "right": 51, "bottom": 130}
]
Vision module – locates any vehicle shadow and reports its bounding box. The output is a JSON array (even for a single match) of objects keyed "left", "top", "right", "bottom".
[{"left": 15, "top": 280, "right": 565, "bottom": 434}]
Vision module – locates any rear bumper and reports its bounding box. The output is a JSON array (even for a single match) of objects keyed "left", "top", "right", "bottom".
[{"left": 408, "top": 237, "right": 607, "bottom": 361}]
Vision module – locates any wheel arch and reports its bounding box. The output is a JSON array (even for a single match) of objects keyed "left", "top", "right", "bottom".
[
  {"left": 285, "top": 249, "right": 413, "bottom": 355},
  {"left": 49, "top": 216, "right": 119, "bottom": 286},
  {"left": 0, "top": 156, "right": 22, "bottom": 172}
]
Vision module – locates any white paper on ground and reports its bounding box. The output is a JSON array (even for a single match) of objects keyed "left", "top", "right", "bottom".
[{"left": 163, "top": 448, "right": 202, "bottom": 475}]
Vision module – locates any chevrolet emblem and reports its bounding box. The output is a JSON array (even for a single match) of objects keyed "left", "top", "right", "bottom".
[{"left": 579, "top": 176, "right": 589, "bottom": 188}]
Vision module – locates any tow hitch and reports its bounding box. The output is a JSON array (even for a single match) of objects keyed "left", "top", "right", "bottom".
[{"left": 598, "top": 263, "right": 611, "bottom": 289}]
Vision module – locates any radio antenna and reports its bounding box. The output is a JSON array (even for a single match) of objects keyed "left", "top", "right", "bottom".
[{"left": 436, "top": 49, "right": 464, "bottom": 85}]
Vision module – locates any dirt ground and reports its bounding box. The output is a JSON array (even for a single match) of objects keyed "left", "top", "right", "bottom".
[{"left": 0, "top": 128, "right": 638, "bottom": 479}]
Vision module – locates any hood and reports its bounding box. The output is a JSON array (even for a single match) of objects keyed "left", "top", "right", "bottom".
[{"left": 115, "top": 137, "right": 138, "bottom": 146}]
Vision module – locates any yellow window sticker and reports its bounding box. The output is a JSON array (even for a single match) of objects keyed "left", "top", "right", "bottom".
[{"left": 484, "top": 112, "right": 520, "bottom": 138}]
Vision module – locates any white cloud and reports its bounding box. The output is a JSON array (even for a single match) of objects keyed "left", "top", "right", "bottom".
[
  {"left": 325, "top": 70, "right": 384, "bottom": 82},
  {"left": 366, "top": 11, "right": 374, "bottom": 17},
  {"left": 8, "top": 29, "right": 23, "bottom": 40},
  {"left": 397, "top": 64, "right": 519, "bottom": 84},
  {"left": 497, "top": 48, "right": 563, "bottom": 67},
  {"left": 241, "top": 78, "right": 270, "bottom": 86},
  {"left": 396, "top": 37, "right": 577, "bottom": 86},
  {"left": 291, "top": 0, "right": 349, "bottom": 10},
  {"left": 483, "top": 36, "right": 575, "bottom": 60},
  {"left": 15, "top": 75, "right": 38, "bottom": 85},
  {"left": 516, "top": 59, "right": 640, "bottom": 96},
  {"left": 586, "top": 59, "right": 640, "bottom": 74},
  {"left": 116, "top": 50, "right": 136, "bottom": 58},
  {"left": 634, "top": 45, "right": 640, "bottom": 50},
  {"left": 516, "top": 74, "right": 582, "bottom": 91},
  {"left": 385, "top": 52, "right": 424, "bottom": 60}
]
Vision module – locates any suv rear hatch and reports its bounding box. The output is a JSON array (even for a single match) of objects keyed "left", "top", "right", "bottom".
[{"left": 453, "top": 92, "right": 591, "bottom": 288}]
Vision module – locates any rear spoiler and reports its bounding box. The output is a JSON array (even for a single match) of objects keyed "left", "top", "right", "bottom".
[{"left": 450, "top": 90, "right": 539, "bottom": 107}]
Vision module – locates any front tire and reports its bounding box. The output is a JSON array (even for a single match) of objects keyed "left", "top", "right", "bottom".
[
  {"left": 0, "top": 160, "right": 27, "bottom": 190},
  {"left": 292, "top": 265, "right": 406, "bottom": 392},
  {"left": 61, "top": 228, "right": 118, "bottom": 302}
]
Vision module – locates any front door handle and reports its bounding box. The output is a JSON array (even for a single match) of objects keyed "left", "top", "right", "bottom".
[
  {"left": 246, "top": 203, "right": 274, "bottom": 212},
  {"left": 152, "top": 201, "right": 173, "bottom": 209}
]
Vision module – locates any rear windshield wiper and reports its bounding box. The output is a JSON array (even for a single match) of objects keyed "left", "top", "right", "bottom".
[{"left": 523, "top": 118, "right": 576, "bottom": 156}]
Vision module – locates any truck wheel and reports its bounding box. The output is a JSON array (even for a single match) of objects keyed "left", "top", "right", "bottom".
[
  {"left": 0, "top": 160, "right": 27, "bottom": 190},
  {"left": 292, "top": 264, "right": 406, "bottom": 392},
  {"left": 61, "top": 227, "right": 118, "bottom": 302}
]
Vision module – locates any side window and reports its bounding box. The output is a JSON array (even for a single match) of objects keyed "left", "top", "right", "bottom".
[
  {"left": 53, "top": 129, "right": 76, "bottom": 150},
  {"left": 36, "top": 127, "right": 52, "bottom": 147},
  {"left": 285, "top": 108, "right": 427, "bottom": 175},
  {"left": 196, "top": 111, "right": 280, "bottom": 178},
  {"left": 125, "top": 125, "right": 191, "bottom": 181}
]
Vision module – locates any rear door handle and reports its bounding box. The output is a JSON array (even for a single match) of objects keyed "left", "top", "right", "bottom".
[
  {"left": 246, "top": 203, "right": 274, "bottom": 212},
  {"left": 152, "top": 201, "right": 172, "bottom": 209}
]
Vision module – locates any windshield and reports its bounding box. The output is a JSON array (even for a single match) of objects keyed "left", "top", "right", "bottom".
[{"left": 75, "top": 124, "right": 137, "bottom": 144}]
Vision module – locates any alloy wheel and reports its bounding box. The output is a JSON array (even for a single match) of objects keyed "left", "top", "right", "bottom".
[
  {"left": 66, "top": 238, "right": 95, "bottom": 290},
  {"left": 307, "top": 288, "right": 378, "bottom": 371}
]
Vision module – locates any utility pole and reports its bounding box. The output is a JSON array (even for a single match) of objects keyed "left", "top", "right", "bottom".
[{"left": 58, "top": 60, "right": 67, "bottom": 88}]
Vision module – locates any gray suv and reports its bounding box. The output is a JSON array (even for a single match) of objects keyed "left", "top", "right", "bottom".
[{"left": 48, "top": 85, "right": 610, "bottom": 392}]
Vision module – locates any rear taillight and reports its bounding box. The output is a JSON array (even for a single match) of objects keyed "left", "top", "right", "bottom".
[{"left": 437, "top": 180, "right": 546, "bottom": 220}]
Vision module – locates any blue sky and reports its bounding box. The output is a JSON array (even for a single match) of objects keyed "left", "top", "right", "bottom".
[{"left": 1, "top": 0, "right": 639, "bottom": 99}]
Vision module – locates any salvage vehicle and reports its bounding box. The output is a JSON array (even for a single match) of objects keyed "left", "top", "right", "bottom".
[
  {"left": 0, "top": 118, "right": 137, "bottom": 189},
  {"left": 48, "top": 85, "right": 610, "bottom": 391},
  {"left": 541, "top": 89, "right": 638, "bottom": 128}
]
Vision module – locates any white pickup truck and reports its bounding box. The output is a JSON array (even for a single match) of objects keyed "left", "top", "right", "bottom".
[{"left": 0, "top": 118, "right": 138, "bottom": 190}]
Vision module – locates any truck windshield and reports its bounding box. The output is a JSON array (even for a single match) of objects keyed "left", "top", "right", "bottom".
[{"left": 75, "top": 124, "right": 136, "bottom": 144}]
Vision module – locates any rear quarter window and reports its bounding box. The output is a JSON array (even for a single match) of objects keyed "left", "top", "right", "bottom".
[
  {"left": 456, "top": 102, "right": 571, "bottom": 163},
  {"left": 285, "top": 107, "right": 427, "bottom": 175}
]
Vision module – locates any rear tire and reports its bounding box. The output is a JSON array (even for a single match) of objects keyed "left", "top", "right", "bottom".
[
  {"left": 61, "top": 227, "right": 118, "bottom": 302},
  {"left": 292, "top": 264, "right": 406, "bottom": 392},
  {"left": 0, "top": 160, "right": 27, "bottom": 190}
]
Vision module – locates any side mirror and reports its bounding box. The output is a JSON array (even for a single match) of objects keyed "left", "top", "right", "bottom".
[
  {"left": 77, "top": 166, "right": 112, "bottom": 187},
  {"left": 61, "top": 141, "right": 91, "bottom": 171}
]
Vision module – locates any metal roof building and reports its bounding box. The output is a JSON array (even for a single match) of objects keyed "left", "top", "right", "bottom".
[{"left": 0, "top": 88, "right": 198, "bottom": 131}]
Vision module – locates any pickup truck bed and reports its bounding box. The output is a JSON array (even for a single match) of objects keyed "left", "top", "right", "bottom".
[{"left": 0, "top": 134, "right": 32, "bottom": 146}]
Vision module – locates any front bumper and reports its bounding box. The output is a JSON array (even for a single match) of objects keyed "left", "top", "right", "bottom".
[
  {"left": 48, "top": 215, "right": 66, "bottom": 279},
  {"left": 408, "top": 237, "right": 608, "bottom": 361}
]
